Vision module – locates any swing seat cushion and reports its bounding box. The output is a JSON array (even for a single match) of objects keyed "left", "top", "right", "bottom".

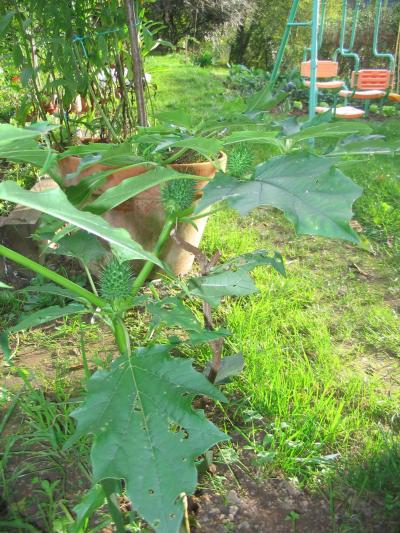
[
  {"left": 316, "top": 106, "right": 365, "bottom": 119},
  {"left": 301, "top": 60, "right": 339, "bottom": 78},
  {"left": 339, "top": 89, "right": 386, "bottom": 100},
  {"left": 351, "top": 69, "right": 391, "bottom": 90},
  {"left": 304, "top": 80, "right": 344, "bottom": 89}
]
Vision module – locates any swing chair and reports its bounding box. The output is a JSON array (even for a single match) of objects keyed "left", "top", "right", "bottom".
[
  {"left": 299, "top": 0, "right": 356, "bottom": 118},
  {"left": 269, "top": 0, "right": 398, "bottom": 121},
  {"left": 312, "top": 0, "right": 368, "bottom": 119},
  {"left": 336, "top": 0, "right": 395, "bottom": 116}
]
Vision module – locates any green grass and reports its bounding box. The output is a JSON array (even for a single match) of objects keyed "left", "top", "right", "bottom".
[
  {"left": 1, "top": 54, "right": 400, "bottom": 531},
  {"left": 146, "top": 53, "right": 244, "bottom": 122},
  {"left": 146, "top": 54, "right": 400, "bottom": 526}
]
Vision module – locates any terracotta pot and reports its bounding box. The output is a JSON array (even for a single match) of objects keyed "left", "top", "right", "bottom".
[{"left": 58, "top": 152, "right": 227, "bottom": 275}]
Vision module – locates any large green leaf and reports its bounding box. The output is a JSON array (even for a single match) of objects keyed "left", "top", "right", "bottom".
[
  {"left": 0, "top": 124, "right": 42, "bottom": 146},
  {"left": 160, "top": 137, "right": 223, "bottom": 159},
  {"left": 0, "top": 181, "right": 163, "bottom": 266},
  {"left": 86, "top": 166, "right": 201, "bottom": 215},
  {"left": 245, "top": 84, "right": 288, "bottom": 114},
  {"left": 0, "top": 138, "right": 54, "bottom": 168},
  {"left": 195, "top": 153, "right": 362, "bottom": 243},
  {"left": 146, "top": 296, "right": 229, "bottom": 343},
  {"left": 289, "top": 121, "right": 372, "bottom": 143},
  {"left": 53, "top": 231, "right": 106, "bottom": 266},
  {"left": 68, "top": 345, "right": 227, "bottom": 533},
  {"left": 21, "top": 283, "right": 88, "bottom": 303},
  {"left": 60, "top": 143, "right": 144, "bottom": 168},
  {"left": 189, "top": 250, "right": 285, "bottom": 306},
  {"left": 65, "top": 170, "right": 109, "bottom": 205},
  {"left": 0, "top": 303, "right": 86, "bottom": 360},
  {"left": 0, "top": 11, "right": 15, "bottom": 37},
  {"left": 222, "top": 131, "right": 283, "bottom": 151},
  {"left": 333, "top": 135, "right": 400, "bottom": 155},
  {"left": 212, "top": 250, "right": 286, "bottom": 276},
  {"left": 157, "top": 110, "right": 193, "bottom": 130},
  {"left": 189, "top": 270, "right": 259, "bottom": 306}
]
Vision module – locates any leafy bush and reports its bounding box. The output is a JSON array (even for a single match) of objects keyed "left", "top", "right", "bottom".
[
  {"left": 225, "top": 64, "right": 270, "bottom": 96},
  {"left": 193, "top": 50, "right": 213, "bottom": 67}
]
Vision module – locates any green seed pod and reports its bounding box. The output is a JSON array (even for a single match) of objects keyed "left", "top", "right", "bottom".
[
  {"left": 227, "top": 145, "right": 253, "bottom": 178},
  {"left": 100, "top": 259, "right": 133, "bottom": 302},
  {"left": 161, "top": 178, "right": 196, "bottom": 215}
]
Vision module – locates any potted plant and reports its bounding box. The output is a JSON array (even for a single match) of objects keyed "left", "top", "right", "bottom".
[{"left": 55, "top": 106, "right": 285, "bottom": 274}]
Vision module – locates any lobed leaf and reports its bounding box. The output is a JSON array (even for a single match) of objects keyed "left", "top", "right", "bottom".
[
  {"left": 146, "top": 296, "right": 229, "bottom": 343},
  {"left": 195, "top": 153, "right": 362, "bottom": 243},
  {"left": 189, "top": 250, "right": 285, "bottom": 306},
  {"left": 68, "top": 345, "right": 228, "bottom": 533}
]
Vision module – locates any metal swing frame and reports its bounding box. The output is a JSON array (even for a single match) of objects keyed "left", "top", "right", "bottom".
[{"left": 270, "top": 0, "right": 396, "bottom": 120}]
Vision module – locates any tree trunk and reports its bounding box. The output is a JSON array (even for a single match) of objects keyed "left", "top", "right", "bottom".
[
  {"left": 229, "top": 24, "right": 253, "bottom": 65},
  {"left": 124, "top": 0, "right": 148, "bottom": 127}
]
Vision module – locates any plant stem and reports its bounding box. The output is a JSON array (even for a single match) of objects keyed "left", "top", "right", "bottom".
[
  {"left": 131, "top": 217, "right": 175, "bottom": 296},
  {"left": 113, "top": 317, "right": 131, "bottom": 356},
  {"left": 14, "top": 8, "right": 47, "bottom": 122},
  {"left": 71, "top": 43, "right": 119, "bottom": 142},
  {"left": 0, "top": 245, "right": 106, "bottom": 309},
  {"left": 83, "top": 263, "right": 99, "bottom": 296},
  {"left": 101, "top": 479, "right": 126, "bottom": 533},
  {"left": 124, "top": 0, "right": 148, "bottom": 126},
  {"left": 79, "top": 320, "right": 91, "bottom": 382}
]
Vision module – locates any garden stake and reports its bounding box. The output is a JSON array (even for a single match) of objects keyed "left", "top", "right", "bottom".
[{"left": 125, "top": 0, "right": 148, "bottom": 126}]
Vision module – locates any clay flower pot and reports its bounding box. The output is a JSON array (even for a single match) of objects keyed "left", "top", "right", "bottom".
[{"left": 58, "top": 152, "right": 227, "bottom": 275}]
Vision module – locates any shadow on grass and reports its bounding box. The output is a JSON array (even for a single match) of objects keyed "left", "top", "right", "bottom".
[{"left": 330, "top": 438, "right": 400, "bottom": 532}]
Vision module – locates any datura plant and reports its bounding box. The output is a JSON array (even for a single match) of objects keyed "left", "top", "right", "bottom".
[{"left": 0, "top": 116, "right": 395, "bottom": 532}]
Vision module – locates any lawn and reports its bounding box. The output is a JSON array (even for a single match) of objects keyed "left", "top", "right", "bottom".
[{"left": 1, "top": 54, "right": 400, "bottom": 532}]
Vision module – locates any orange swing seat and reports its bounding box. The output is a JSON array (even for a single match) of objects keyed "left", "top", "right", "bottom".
[
  {"left": 300, "top": 60, "right": 345, "bottom": 89},
  {"left": 339, "top": 69, "right": 391, "bottom": 99},
  {"left": 301, "top": 60, "right": 364, "bottom": 119}
]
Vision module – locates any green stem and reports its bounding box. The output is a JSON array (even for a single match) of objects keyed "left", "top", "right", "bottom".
[
  {"left": 131, "top": 217, "right": 175, "bottom": 297},
  {"left": 0, "top": 245, "right": 106, "bottom": 309},
  {"left": 79, "top": 320, "right": 91, "bottom": 382},
  {"left": 113, "top": 317, "right": 131, "bottom": 356},
  {"left": 182, "top": 206, "right": 224, "bottom": 222},
  {"left": 101, "top": 479, "right": 126, "bottom": 533},
  {"left": 71, "top": 43, "right": 119, "bottom": 143},
  {"left": 83, "top": 263, "right": 99, "bottom": 296}
]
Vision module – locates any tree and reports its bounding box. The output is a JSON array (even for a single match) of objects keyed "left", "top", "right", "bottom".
[{"left": 146, "top": 0, "right": 252, "bottom": 45}]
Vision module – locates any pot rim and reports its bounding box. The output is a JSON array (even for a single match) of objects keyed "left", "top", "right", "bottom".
[{"left": 170, "top": 151, "right": 227, "bottom": 168}]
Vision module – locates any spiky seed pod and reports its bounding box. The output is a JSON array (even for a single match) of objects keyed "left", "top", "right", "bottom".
[
  {"left": 100, "top": 259, "right": 133, "bottom": 302},
  {"left": 161, "top": 178, "right": 196, "bottom": 215},
  {"left": 227, "top": 145, "right": 253, "bottom": 179}
]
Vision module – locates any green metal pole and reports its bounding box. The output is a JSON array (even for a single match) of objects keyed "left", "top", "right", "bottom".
[
  {"left": 349, "top": 0, "right": 362, "bottom": 51},
  {"left": 270, "top": 0, "right": 300, "bottom": 87},
  {"left": 309, "top": 0, "right": 320, "bottom": 120},
  {"left": 317, "top": 0, "right": 327, "bottom": 50},
  {"left": 333, "top": 0, "right": 360, "bottom": 75},
  {"left": 373, "top": 0, "right": 395, "bottom": 71}
]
